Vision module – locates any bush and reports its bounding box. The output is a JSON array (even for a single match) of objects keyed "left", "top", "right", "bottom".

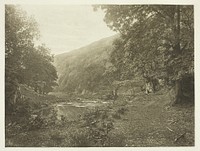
[
  {"left": 68, "top": 104, "right": 129, "bottom": 147},
  {"left": 68, "top": 108, "right": 115, "bottom": 146},
  {"left": 27, "top": 114, "right": 44, "bottom": 131},
  {"left": 27, "top": 107, "right": 59, "bottom": 130}
]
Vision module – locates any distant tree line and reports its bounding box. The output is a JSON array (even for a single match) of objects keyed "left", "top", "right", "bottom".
[
  {"left": 5, "top": 5, "right": 58, "bottom": 114},
  {"left": 94, "top": 5, "right": 194, "bottom": 104}
]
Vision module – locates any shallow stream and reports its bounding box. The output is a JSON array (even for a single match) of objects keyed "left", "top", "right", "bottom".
[{"left": 55, "top": 99, "right": 110, "bottom": 120}]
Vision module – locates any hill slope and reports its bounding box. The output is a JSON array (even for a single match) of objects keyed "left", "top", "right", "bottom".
[{"left": 54, "top": 35, "right": 119, "bottom": 93}]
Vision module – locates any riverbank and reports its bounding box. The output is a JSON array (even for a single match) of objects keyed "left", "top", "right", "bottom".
[{"left": 5, "top": 88, "right": 194, "bottom": 147}]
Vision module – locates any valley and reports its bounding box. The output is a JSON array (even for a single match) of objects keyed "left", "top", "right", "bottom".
[{"left": 5, "top": 4, "right": 194, "bottom": 147}]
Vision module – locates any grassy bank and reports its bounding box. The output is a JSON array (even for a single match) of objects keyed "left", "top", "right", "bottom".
[{"left": 5, "top": 87, "right": 194, "bottom": 147}]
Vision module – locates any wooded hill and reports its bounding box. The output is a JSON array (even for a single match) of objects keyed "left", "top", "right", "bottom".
[{"left": 54, "top": 35, "right": 120, "bottom": 94}]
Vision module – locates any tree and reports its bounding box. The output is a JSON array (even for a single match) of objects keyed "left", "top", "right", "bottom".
[
  {"left": 21, "top": 44, "right": 58, "bottom": 94},
  {"left": 5, "top": 5, "right": 58, "bottom": 113},
  {"left": 5, "top": 5, "right": 39, "bottom": 72},
  {"left": 5, "top": 5, "right": 39, "bottom": 113},
  {"left": 94, "top": 5, "right": 194, "bottom": 103}
]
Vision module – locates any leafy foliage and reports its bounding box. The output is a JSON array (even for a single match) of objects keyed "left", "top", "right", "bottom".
[
  {"left": 94, "top": 5, "right": 194, "bottom": 103},
  {"left": 21, "top": 44, "right": 58, "bottom": 92},
  {"left": 5, "top": 5, "right": 58, "bottom": 113},
  {"left": 94, "top": 5, "right": 194, "bottom": 82},
  {"left": 68, "top": 105, "right": 127, "bottom": 147}
]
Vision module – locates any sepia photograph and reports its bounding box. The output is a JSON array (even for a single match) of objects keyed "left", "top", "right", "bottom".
[{"left": 3, "top": 0, "right": 197, "bottom": 148}]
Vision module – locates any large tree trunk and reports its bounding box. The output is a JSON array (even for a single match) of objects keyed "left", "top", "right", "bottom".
[
  {"left": 174, "top": 80, "right": 183, "bottom": 104},
  {"left": 173, "top": 6, "right": 183, "bottom": 105}
]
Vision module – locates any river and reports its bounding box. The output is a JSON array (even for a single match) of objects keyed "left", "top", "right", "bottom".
[{"left": 54, "top": 99, "right": 110, "bottom": 120}]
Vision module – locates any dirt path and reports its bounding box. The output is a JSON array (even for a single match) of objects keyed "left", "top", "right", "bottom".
[{"left": 114, "top": 93, "right": 194, "bottom": 146}]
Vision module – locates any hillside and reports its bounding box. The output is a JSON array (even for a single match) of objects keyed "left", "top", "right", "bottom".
[{"left": 54, "top": 35, "right": 119, "bottom": 93}]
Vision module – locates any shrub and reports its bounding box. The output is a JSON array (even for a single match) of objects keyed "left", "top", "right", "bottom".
[{"left": 68, "top": 108, "right": 115, "bottom": 146}]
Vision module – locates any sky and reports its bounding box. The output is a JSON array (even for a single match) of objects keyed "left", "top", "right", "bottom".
[{"left": 21, "top": 5, "right": 116, "bottom": 55}]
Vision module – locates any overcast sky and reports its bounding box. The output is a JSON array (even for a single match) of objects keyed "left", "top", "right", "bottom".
[{"left": 21, "top": 5, "right": 116, "bottom": 55}]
